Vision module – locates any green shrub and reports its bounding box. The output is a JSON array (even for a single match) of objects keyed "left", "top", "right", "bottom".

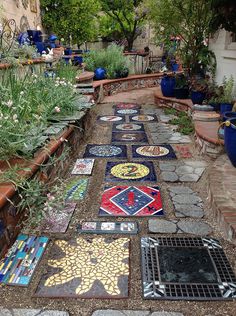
[{"left": 84, "top": 44, "right": 130, "bottom": 79}]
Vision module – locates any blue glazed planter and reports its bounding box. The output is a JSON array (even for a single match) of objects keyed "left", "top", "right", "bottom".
[
  {"left": 190, "top": 91, "right": 206, "bottom": 105},
  {"left": 220, "top": 103, "right": 233, "bottom": 116},
  {"left": 223, "top": 111, "right": 236, "bottom": 122},
  {"left": 224, "top": 118, "right": 236, "bottom": 167},
  {"left": 64, "top": 48, "right": 72, "bottom": 56},
  {"left": 209, "top": 102, "right": 221, "bottom": 112},
  {"left": 94, "top": 68, "right": 106, "bottom": 80},
  {"left": 171, "top": 63, "right": 179, "bottom": 72},
  {"left": 161, "top": 76, "right": 176, "bottom": 97}
]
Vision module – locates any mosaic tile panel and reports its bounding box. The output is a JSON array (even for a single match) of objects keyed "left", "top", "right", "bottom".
[
  {"left": 113, "top": 103, "right": 141, "bottom": 110},
  {"left": 112, "top": 132, "right": 148, "bottom": 143},
  {"left": 77, "top": 221, "right": 138, "bottom": 234},
  {"left": 65, "top": 178, "right": 89, "bottom": 201},
  {"left": 141, "top": 237, "right": 236, "bottom": 300},
  {"left": 40, "top": 203, "right": 77, "bottom": 233},
  {"left": 71, "top": 159, "right": 95, "bottom": 175},
  {"left": 132, "top": 145, "right": 177, "bottom": 160},
  {"left": 129, "top": 115, "right": 158, "bottom": 123},
  {"left": 99, "top": 186, "right": 163, "bottom": 217},
  {"left": 97, "top": 115, "right": 124, "bottom": 122},
  {"left": 115, "top": 109, "right": 140, "bottom": 115},
  {"left": 105, "top": 161, "right": 157, "bottom": 182},
  {"left": 83, "top": 145, "right": 127, "bottom": 158},
  {"left": 0, "top": 234, "right": 49, "bottom": 286},
  {"left": 112, "top": 123, "right": 145, "bottom": 132},
  {"left": 35, "top": 237, "right": 130, "bottom": 298}
]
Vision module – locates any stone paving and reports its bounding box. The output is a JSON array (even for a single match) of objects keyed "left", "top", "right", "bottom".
[
  {"left": 159, "top": 160, "right": 207, "bottom": 182},
  {"left": 168, "top": 186, "right": 204, "bottom": 218},
  {"left": 92, "top": 311, "right": 184, "bottom": 316},
  {"left": 0, "top": 309, "right": 69, "bottom": 316},
  {"left": 148, "top": 219, "right": 212, "bottom": 235}
]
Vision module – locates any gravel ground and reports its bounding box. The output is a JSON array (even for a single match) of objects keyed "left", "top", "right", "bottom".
[{"left": 0, "top": 101, "right": 236, "bottom": 316}]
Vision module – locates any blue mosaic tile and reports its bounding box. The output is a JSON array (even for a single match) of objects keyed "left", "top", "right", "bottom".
[
  {"left": 83, "top": 144, "right": 127, "bottom": 158},
  {"left": 129, "top": 114, "right": 158, "bottom": 123},
  {"left": 112, "top": 123, "right": 145, "bottom": 132},
  {"left": 113, "top": 103, "right": 141, "bottom": 110},
  {"left": 112, "top": 132, "right": 148, "bottom": 143},
  {"left": 132, "top": 145, "right": 177, "bottom": 159},
  {"left": 0, "top": 234, "right": 49, "bottom": 286},
  {"left": 105, "top": 161, "right": 157, "bottom": 182},
  {"left": 97, "top": 115, "right": 125, "bottom": 123}
]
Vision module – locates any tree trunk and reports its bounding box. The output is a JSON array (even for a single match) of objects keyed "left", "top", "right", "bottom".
[{"left": 127, "top": 37, "right": 134, "bottom": 51}]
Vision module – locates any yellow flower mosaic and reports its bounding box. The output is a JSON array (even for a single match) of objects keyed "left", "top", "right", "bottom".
[
  {"left": 111, "top": 162, "right": 150, "bottom": 180},
  {"left": 44, "top": 237, "right": 129, "bottom": 296}
]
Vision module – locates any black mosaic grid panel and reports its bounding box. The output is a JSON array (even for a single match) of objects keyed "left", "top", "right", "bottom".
[{"left": 141, "top": 237, "right": 236, "bottom": 301}]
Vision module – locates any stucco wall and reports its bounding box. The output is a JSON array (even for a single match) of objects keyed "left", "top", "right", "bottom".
[
  {"left": 209, "top": 29, "right": 236, "bottom": 88},
  {"left": 1, "top": 0, "right": 42, "bottom": 32}
]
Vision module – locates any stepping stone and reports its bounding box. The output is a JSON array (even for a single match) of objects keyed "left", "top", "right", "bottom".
[
  {"left": 160, "top": 161, "right": 207, "bottom": 182},
  {"left": 113, "top": 123, "right": 145, "bottom": 132},
  {"left": 71, "top": 158, "right": 95, "bottom": 175},
  {"left": 132, "top": 145, "right": 177, "bottom": 159},
  {"left": 168, "top": 186, "right": 204, "bottom": 218},
  {"left": 0, "top": 309, "right": 69, "bottom": 316},
  {"left": 112, "top": 131, "right": 148, "bottom": 143},
  {"left": 115, "top": 109, "right": 140, "bottom": 115},
  {"left": 35, "top": 237, "right": 130, "bottom": 299},
  {"left": 141, "top": 236, "right": 236, "bottom": 300},
  {"left": 149, "top": 219, "right": 212, "bottom": 235},
  {"left": 84, "top": 144, "right": 127, "bottom": 158},
  {"left": 99, "top": 186, "right": 164, "bottom": 217},
  {"left": 129, "top": 114, "right": 158, "bottom": 122},
  {"left": 92, "top": 311, "right": 184, "bottom": 316}
]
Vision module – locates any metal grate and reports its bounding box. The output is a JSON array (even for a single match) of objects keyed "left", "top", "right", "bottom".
[{"left": 141, "top": 237, "right": 236, "bottom": 300}]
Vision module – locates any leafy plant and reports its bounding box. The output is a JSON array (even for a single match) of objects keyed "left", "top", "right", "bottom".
[
  {"left": 169, "top": 111, "right": 194, "bottom": 135},
  {"left": 217, "top": 76, "right": 235, "bottom": 104},
  {"left": 175, "top": 74, "right": 189, "bottom": 89},
  {"left": 84, "top": 44, "right": 130, "bottom": 79}
]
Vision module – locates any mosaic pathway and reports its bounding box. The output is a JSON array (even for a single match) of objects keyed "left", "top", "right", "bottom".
[
  {"left": 84, "top": 144, "right": 127, "bottom": 158},
  {"left": 64, "top": 178, "right": 88, "bottom": 201},
  {"left": 112, "top": 131, "right": 148, "bottom": 143},
  {"left": 71, "top": 158, "right": 95, "bottom": 175},
  {"left": 132, "top": 145, "right": 176, "bottom": 159},
  {"left": 112, "top": 123, "right": 145, "bottom": 132},
  {"left": 77, "top": 221, "right": 138, "bottom": 234}
]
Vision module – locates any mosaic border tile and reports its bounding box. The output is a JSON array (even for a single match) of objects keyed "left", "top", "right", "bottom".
[
  {"left": 132, "top": 145, "right": 177, "bottom": 160},
  {"left": 77, "top": 221, "right": 138, "bottom": 234},
  {"left": 99, "top": 186, "right": 164, "bottom": 217},
  {"left": 65, "top": 178, "right": 89, "bottom": 201},
  {"left": 34, "top": 237, "right": 130, "bottom": 299},
  {"left": 111, "top": 132, "right": 148, "bottom": 143},
  {"left": 0, "top": 234, "right": 49, "bottom": 287},
  {"left": 141, "top": 237, "right": 236, "bottom": 301},
  {"left": 112, "top": 123, "right": 145, "bottom": 132},
  {"left": 83, "top": 144, "right": 127, "bottom": 159},
  {"left": 71, "top": 159, "right": 95, "bottom": 175},
  {"left": 105, "top": 161, "right": 157, "bottom": 182}
]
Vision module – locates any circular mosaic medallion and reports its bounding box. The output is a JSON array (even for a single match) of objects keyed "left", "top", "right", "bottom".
[
  {"left": 136, "top": 146, "right": 169, "bottom": 157},
  {"left": 100, "top": 116, "right": 123, "bottom": 122},
  {"left": 116, "top": 109, "right": 138, "bottom": 115},
  {"left": 111, "top": 163, "right": 150, "bottom": 180},
  {"left": 116, "top": 123, "right": 142, "bottom": 131},
  {"left": 132, "top": 115, "right": 155, "bottom": 122},
  {"left": 89, "top": 145, "right": 122, "bottom": 157},
  {"left": 116, "top": 103, "right": 138, "bottom": 109}
]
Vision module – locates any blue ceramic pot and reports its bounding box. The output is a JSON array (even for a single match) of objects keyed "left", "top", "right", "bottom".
[
  {"left": 223, "top": 111, "right": 236, "bottom": 122},
  {"left": 224, "top": 118, "right": 236, "bottom": 167},
  {"left": 171, "top": 63, "right": 179, "bottom": 72},
  {"left": 94, "top": 67, "right": 106, "bottom": 80},
  {"left": 220, "top": 103, "right": 233, "bottom": 116},
  {"left": 209, "top": 102, "right": 220, "bottom": 112},
  {"left": 64, "top": 48, "right": 72, "bottom": 56},
  {"left": 161, "top": 76, "right": 176, "bottom": 97},
  {"left": 190, "top": 91, "right": 206, "bottom": 105}
]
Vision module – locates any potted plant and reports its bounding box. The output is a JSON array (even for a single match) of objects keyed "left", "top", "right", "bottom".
[
  {"left": 217, "top": 76, "right": 234, "bottom": 115},
  {"left": 224, "top": 118, "right": 236, "bottom": 167},
  {"left": 190, "top": 77, "right": 208, "bottom": 104},
  {"left": 161, "top": 73, "right": 176, "bottom": 97},
  {"left": 174, "top": 74, "right": 189, "bottom": 99}
]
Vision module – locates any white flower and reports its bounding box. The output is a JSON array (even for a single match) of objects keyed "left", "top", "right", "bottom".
[
  {"left": 20, "top": 91, "right": 24, "bottom": 96},
  {"left": 54, "top": 106, "right": 61, "bottom": 113},
  {"left": 13, "top": 114, "right": 18, "bottom": 120},
  {"left": 6, "top": 100, "right": 13, "bottom": 108}
]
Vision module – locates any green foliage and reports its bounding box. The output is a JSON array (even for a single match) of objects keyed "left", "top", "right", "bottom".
[
  {"left": 216, "top": 76, "right": 235, "bottom": 104},
  {"left": 146, "top": 0, "right": 216, "bottom": 76},
  {"left": 84, "top": 44, "right": 130, "bottom": 78},
  {"left": 0, "top": 67, "right": 78, "bottom": 159},
  {"left": 40, "top": 0, "right": 100, "bottom": 46},
  {"left": 99, "top": 0, "right": 147, "bottom": 50},
  {"left": 210, "top": 0, "right": 236, "bottom": 33},
  {"left": 169, "top": 111, "right": 194, "bottom": 135}
]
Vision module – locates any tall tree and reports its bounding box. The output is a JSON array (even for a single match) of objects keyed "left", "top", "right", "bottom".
[
  {"left": 146, "top": 0, "right": 216, "bottom": 76},
  {"left": 40, "top": 0, "right": 100, "bottom": 46},
  {"left": 100, "top": 0, "right": 147, "bottom": 51}
]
